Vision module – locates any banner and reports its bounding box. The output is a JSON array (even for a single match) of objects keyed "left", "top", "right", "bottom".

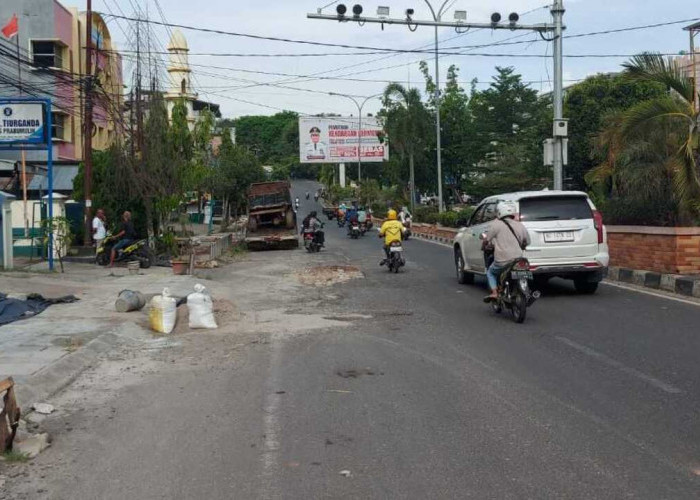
[
  {"left": 0, "top": 101, "right": 45, "bottom": 144},
  {"left": 299, "top": 116, "right": 388, "bottom": 164}
]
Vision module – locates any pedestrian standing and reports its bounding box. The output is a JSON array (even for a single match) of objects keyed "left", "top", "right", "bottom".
[{"left": 92, "top": 208, "right": 106, "bottom": 252}]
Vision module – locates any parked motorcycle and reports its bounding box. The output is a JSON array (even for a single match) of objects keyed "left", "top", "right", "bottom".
[
  {"left": 96, "top": 234, "right": 153, "bottom": 268},
  {"left": 386, "top": 240, "right": 405, "bottom": 273},
  {"left": 489, "top": 258, "right": 540, "bottom": 323}
]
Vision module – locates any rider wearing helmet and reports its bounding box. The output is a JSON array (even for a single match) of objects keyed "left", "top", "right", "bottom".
[
  {"left": 378, "top": 209, "right": 406, "bottom": 265},
  {"left": 483, "top": 201, "right": 531, "bottom": 302}
]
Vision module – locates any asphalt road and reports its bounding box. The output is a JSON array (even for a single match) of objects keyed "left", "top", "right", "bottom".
[{"left": 14, "top": 180, "right": 700, "bottom": 499}]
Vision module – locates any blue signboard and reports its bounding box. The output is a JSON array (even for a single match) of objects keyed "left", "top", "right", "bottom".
[
  {"left": 0, "top": 97, "right": 54, "bottom": 270},
  {"left": 0, "top": 100, "right": 46, "bottom": 144}
]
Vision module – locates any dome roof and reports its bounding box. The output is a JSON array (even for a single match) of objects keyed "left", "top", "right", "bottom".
[{"left": 167, "top": 29, "right": 188, "bottom": 50}]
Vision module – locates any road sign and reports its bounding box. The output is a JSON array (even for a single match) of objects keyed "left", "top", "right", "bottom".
[{"left": 0, "top": 101, "right": 46, "bottom": 144}]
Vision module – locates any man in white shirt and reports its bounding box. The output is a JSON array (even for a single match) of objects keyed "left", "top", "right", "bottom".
[{"left": 92, "top": 208, "right": 106, "bottom": 251}]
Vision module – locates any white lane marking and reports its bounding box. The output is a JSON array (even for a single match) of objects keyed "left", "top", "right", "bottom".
[
  {"left": 261, "top": 334, "right": 284, "bottom": 497},
  {"left": 602, "top": 281, "right": 700, "bottom": 308},
  {"left": 555, "top": 336, "right": 683, "bottom": 394}
]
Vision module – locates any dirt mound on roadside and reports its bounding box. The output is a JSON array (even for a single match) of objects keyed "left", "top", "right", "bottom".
[{"left": 296, "top": 265, "right": 363, "bottom": 287}]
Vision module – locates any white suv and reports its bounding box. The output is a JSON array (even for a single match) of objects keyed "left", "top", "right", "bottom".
[{"left": 453, "top": 190, "right": 609, "bottom": 293}]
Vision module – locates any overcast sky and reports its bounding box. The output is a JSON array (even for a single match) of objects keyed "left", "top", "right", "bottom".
[{"left": 76, "top": 0, "right": 699, "bottom": 119}]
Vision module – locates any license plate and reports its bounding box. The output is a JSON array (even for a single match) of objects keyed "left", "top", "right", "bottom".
[
  {"left": 353, "top": 226, "right": 359, "bottom": 230},
  {"left": 511, "top": 270, "right": 533, "bottom": 279},
  {"left": 544, "top": 231, "right": 574, "bottom": 243},
  {"left": 390, "top": 246, "right": 403, "bottom": 252}
]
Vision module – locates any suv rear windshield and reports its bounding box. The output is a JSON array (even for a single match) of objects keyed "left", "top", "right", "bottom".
[{"left": 519, "top": 196, "right": 592, "bottom": 221}]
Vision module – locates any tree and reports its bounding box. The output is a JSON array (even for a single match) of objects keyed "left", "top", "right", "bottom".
[
  {"left": 467, "top": 67, "right": 550, "bottom": 197},
  {"left": 588, "top": 53, "right": 700, "bottom": 224},
  {"left": 564, "top": 72, "right": 665, "bottom": 189},
  {"left": 211, "top": 128, "right": 265, "bottom": 228},
  {"left": 380, "top": 83, "right": 433, "bottom": 208}
]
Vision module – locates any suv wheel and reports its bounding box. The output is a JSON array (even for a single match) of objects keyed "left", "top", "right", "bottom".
[
  {"left": 574, "top": 279, "right": 599, "bottom": 294},
  {"left": 455, "top": 249, "right": 474, "bottom": 284}
]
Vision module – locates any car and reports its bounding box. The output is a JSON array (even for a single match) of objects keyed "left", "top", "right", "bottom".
[{"left": 453, "top": 190, "right": 609, "bottom": 294}]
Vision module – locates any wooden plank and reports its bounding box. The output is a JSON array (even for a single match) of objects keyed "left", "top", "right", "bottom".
[{"left": 0, "top": 377, "right": 14, "bottom": 394}]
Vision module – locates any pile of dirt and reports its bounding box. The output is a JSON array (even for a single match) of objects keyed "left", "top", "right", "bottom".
[{"left": 296, "top": 265, "right": 363, "bottom": 287}]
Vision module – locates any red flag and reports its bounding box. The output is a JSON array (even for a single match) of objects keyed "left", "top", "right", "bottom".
[{"left": 1, "top": 14, "right": 18, "bottom": 39}]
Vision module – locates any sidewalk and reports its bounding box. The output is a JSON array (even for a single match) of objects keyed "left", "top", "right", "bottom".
[{"left": 0, "top": 262, "right": 211, "bottom": 404}]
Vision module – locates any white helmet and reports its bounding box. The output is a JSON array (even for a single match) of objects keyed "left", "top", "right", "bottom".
[{"left": 496, "top": 201, "right": 518, "bottom": 219}]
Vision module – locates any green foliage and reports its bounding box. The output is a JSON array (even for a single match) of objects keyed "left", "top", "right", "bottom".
[
  {"left": 588, "top": 53, "right": 700, "bottom": 225},
  {"left": 41, "top": 216, "right": 73, "bottom": 272},
  {"left": 564, "top": 72, "right": 665, "bottom": 189},
  {"left": 413, "top": 205, "right": 438, "bottom": 223}
]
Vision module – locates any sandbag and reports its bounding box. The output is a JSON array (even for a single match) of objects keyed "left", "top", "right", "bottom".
[
  {"left": 149, "top": 288, "right": 177, "bottom": 334},
  {"left": 187, "top": 284, "right": 217, "bottom": 329}
]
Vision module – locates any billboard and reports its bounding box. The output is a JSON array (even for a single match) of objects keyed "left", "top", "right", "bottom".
[
  {"left": 299, "top": 116, "right": 388, "bottom": 164},
  {"left": 0, "top": 101, "right": 46, "bottom": 144}
]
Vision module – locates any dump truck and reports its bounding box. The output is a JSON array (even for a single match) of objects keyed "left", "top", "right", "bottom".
[{"left": 245, "top": 181, "right": 299, "bottom": 249}]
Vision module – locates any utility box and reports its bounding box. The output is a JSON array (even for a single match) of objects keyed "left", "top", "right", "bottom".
[
  {"left": 0, "top": 191, "right": 16, "bottom": 270},
  {"left": 553, "top": 119, "right": 569, "bottom": 137},
  {"left": 543, "top": 138, "right": 568, "bottom": 166}
]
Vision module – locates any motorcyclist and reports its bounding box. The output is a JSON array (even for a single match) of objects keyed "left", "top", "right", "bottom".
[
  {"left": 301, "top": 210, "right": 324, "bottom": 246},
  {"left": 482, "top": 201, "right": 531, "bottom": 302},
  {"left": 357, "top": 206, "right": 368, "bottom": 225},
  {"left": 314, "top": 191, "right": 319, "bottom": 202},
  {"left": 345, "top": 201, "right": 359, "bottom": 235},
  {"left": 109, "top": 210, "right": 136, "bottom": 268},
  {"left": 398, "top": 206, "right": 412, "bottom": 234},
  {"left": 305, "top": 191, "right": 310, "bottom": 200},
  {"left": 378, "top": 209, "right": 406, "bottom": 265}
]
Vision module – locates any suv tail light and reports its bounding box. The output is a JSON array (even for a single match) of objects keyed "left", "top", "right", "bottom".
[{"left": 593, "top": 210, "right": 604, "bottom": 244}]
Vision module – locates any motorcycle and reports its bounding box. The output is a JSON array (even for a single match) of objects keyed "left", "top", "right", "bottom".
[
  {"left": 359, "top": 221, "right": 368, "bottom": 236},
  {"left": 314, "top": 194, "right": 319, "bottom": 202},
  {"left": 96, "top": 234, "right": 153, "bottom": 268},
  {"left": 386, "top": 240, "right": 405, "bottom": 273},
  {"left": 349, "top": 223, "right": 360, "bottom": 239},
  {"left": 402, "top": 216, "right": 413, "bottom": 240},
  {"left": 489, "top": 258, "right": 540, "bottom": 323},
  {"left": 303, "top": 226, "right": 325, "bottom": 253},
  {"left": 337, "top": 215, "right": 346, "bottom": 228},
  {"left": 305, "top": 193, "right": 310, "bottom": 200}
]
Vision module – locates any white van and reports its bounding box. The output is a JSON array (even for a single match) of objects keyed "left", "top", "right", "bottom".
[{"left": 453, "top": 190, "right": 609, "bottom": 293}]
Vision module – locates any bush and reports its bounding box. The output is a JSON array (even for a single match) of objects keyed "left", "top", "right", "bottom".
[
  {"left": 598, "top": 196, "right": 680, "bottom": 227},
  {"left": 437, "top": 211, "right": 460, "bottom": 227},
  {"left": 413, "top": 205, "right": 438, "bottom": 223}
]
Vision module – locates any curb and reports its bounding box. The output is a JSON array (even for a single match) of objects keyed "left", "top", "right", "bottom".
[
  {"left": 411, "top": 231, "right": 453, "bottom": 247},
  {"left": 608, "top": 266, "right": 700, "bottom": 298},
  {"left": 14, "top": 323, "right": 143, "bottom": 406}
]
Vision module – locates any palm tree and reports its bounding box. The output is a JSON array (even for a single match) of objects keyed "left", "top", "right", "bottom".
[
  {"left": 618, "top": 53, "right": 700, "bottom": 219},
  {"left": 381, "top": 83, "right": 432, "bottom": 211}
]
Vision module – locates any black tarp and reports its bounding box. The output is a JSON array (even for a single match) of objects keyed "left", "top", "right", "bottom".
[{"left": 0, "top": 293, "right": 79, "bottom": 326}]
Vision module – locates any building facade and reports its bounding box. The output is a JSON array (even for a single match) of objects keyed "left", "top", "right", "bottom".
[
  {"left": 164, "top": 29, "right": 220, "bottom": 129},
  {"left": 0, "top": 0, "right": 123, "bottom": 163}
]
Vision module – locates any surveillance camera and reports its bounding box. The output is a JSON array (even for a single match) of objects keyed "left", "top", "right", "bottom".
[
  {"left": 508, "top": 12, "right": 519, "bottom": 23},
  {"left": 490, "top": 12, "right": 501, "bottom": 24},
  {"left": 406, "top": 8, "right": 415, "bottom": 17},
  {"left": 336, "top": 4, "right": 347, "bottom": 16},
  {"left": 352, "top": 4, "right": 363, "bottom": 16}
]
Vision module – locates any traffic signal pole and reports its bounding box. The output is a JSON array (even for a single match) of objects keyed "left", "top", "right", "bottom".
[{"left": 308, "top": 2, "right": 565, "bottom": 195}]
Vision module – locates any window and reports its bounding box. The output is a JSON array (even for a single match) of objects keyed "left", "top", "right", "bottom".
[
  {"left": 519, "top": 196, "right": 592, "bottom": 222},
  {"left": 51, "top": 113, "right": 66, "bottom": 140},
  {"left": 32, "top": 40, "right": 64, "bottom": 69},
  {"left": 482, "top": 203, "right": 498, "bottom": 224},
  {"left": 181, "top": 78, "right": 186, "bottom": 94},
  {"left": 469, "top": 205, "right": 486, "bottom": 226}
]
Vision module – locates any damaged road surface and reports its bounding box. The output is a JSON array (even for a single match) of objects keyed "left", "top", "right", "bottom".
[{"left": 3, "top": 181, "right": 700, "bottom": 499}]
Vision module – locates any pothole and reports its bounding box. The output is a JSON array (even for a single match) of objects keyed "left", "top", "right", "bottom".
[{"left": 296, "top": 265, "right": 363, "bottom": 287}]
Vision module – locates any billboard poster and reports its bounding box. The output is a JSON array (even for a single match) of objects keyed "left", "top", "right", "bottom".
[
  {"left": 0, "top": 101, "right": 46, "bottom": 144},
  {"left": 299, "top": 116, "right": 388, "bottom": 164}
]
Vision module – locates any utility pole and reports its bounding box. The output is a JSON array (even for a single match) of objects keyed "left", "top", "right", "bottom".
[
  {"left": 552, "top": 0, "right": 565, "bottom": 190},
  {"left": 684, "top": 21, "right": 700, "bottom": 113},
  {"left": 15, "top": 17, "right": 29, "bottom": 237},
  {"left": 308, "top": 3, "right": 562, "bottom": 205},
  {"left": 83, "top": 0, "right": 94, "bottom": 246},
  {"left": 329, "top": 92, "right": 382, "bottom": 184}
]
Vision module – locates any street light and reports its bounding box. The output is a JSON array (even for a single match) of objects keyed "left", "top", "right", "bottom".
[{"left": 329, "top": 92, "right": 383, "bottom": 183}]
